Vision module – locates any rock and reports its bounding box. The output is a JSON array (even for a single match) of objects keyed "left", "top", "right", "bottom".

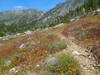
[
  {"left": 9, "top": 66, "right": 21, "bottom": 73},
  {"left": 46, "top": 57, "right": 58, "bottom": 65},
  {"left": 92, "top": 11, "right": 97, "bottom": 16},
  {"left": 4, "top": 60, "right": 11, "bottom": 66},
  {"left": 70, "top": 18, "right": 76, "bottom": 22},
  {"left": 16, "top": 33, "right": 21, "bottom": 36},
  {"left": 52, "top": 23, "right": 64, "bottom": 29},
  {"left": 36, "top": 64, "right": 40, "bottom": 67},
  {"left": 72, "top": 51, "right": 80, "bottom": 56},
  {"left": 19, "top": 41, "right": 38, "bottom": 49},
  {"left": 10, "top": 67, "right": 16, "bottom": 73},
  {"left": 96, "top": 9, "right": 100, "bottom": 12},
  {"left": 24, "top": 30, "right": 32, "bottom": 35},
  {"left": 9, "top": 66, "right": 20, "bottom": 73},
  {"left": 56, "top": 23, "right": 64, "bottom": 27},
  {"left": 19, "top": 44, "right": 25, "bottom": 49},
  {"left": 0, "top": 37, "right": 2, "bottom": 39},
  {"left": 3, "top": 38, "right": 7, "bottom": 40}
]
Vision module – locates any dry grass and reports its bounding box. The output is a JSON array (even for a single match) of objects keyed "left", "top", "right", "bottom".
[{"left": 63, "top": 14, "right": 100, "bottom": 62}]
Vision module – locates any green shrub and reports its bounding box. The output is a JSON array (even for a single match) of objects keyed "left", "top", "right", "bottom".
[
  {"left": 46, "top": 54, "right": 81, "bottom": 75},
  {"left": 45, "top": 39, "right": 67, "bottom": 52},
  {"left": 0, "top": 51, "right": 22, "bottom": 73}
]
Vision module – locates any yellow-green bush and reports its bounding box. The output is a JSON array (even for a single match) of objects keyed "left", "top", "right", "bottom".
[
  {"left": 0, "top": 51, "right": 22, "bottom": 74},
  {"left": 45, "top": 39, "right": 67, "bottom": 52},
  {"left": 46, "top": 54, "right": 81, "bottom": 75}
]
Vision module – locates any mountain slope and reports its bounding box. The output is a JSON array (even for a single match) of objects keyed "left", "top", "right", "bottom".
[
  {"left": 35, "top": 0, "right": 100, "bottom": 28},
  {"left": 0, "top": 9, "right": 44, "bottom": 36},
  {"left": 0, "top": 13, "right": 100, "bottom": 75},
  {"left": 0, "top": 9, "right": 44, "bottom": 25},
  {"left": 35, "top": 0, "right": 85, "bottom": 27},
  {"left": 0, "top": 0, "right": 99, "bottom": 37},
  {"left": 63, "top": 13, "right": 100, "bottom": 62},
  {"left": 0, "top": 0, "right": 100, "bottom": 75}
]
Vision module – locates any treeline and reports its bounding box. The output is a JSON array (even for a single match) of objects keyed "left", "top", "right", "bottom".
[{"left": 0, "top": 21, "right": 36, "bottom": 36}]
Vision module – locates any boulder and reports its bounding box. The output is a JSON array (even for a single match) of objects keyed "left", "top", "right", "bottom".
[
  {"left": 72, "top": 51, "right": 80, "bottom": 56},
  {"left": 24, "top": 31, "right": 32, "bottom": 35},
  {"left": 96, "top": 9, "right": 100, "bottom": 12},
  {"left": 19, "top": 44, "right": 25, "bottom": 49},
  {"left": 46, "top": 57, "right": 58, "bottom": 65}
]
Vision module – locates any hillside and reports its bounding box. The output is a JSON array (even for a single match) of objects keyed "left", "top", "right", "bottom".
[
  {"left": 36, "top": 0, "right": 85, "bottom": 24},
  {"left": 0, "top": 0, "right": 86, "bottom": 36},
  {"left": 0, "top": 13, "right": 100, "bottom": 75},
  {"left": 0, "top": 0, "right": 100, "bottom": 75},
  {"left": 0, "top": 9, "right": 44, "bottom": 22},
  {"left": 0, "top": 9, "right": 44, "bottom": 36},
  {"left": 63, "top": 13, "right": 100, "bottom": 62},
  {"left": 0, "top": 0, "right": 99, "bottom": 37}
]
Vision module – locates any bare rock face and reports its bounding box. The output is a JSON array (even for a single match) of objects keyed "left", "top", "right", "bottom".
[{"left": 36, "top": 0, "right": 85, "bottom": 24}]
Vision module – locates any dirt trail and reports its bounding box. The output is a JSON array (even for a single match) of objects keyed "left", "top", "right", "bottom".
[{"left": 56, "top": 33, "right": 100, "bottom": 75}]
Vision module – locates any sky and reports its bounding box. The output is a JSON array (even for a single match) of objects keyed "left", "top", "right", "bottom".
[{"left": 0, "top": 0, "right": 66, "bottom": 12}]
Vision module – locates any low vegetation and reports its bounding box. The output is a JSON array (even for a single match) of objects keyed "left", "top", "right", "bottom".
[
  {"left": 63, "top": 13, "right": 100, "bottom": 62},
  {"left": 41, "top": 54, "right": 81, "bottom": 75},
  {"left": 0, "top": 51, "right": 22, "bottom": 75},
  {"left": 0, "top": 32, "right": 67, "bottom": 75},
  {"left": 45, "top": 39, "right": 67, "bottom": 52},
  {"left": 0, "top": 0, "right": 99, "bottom": 74}
]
